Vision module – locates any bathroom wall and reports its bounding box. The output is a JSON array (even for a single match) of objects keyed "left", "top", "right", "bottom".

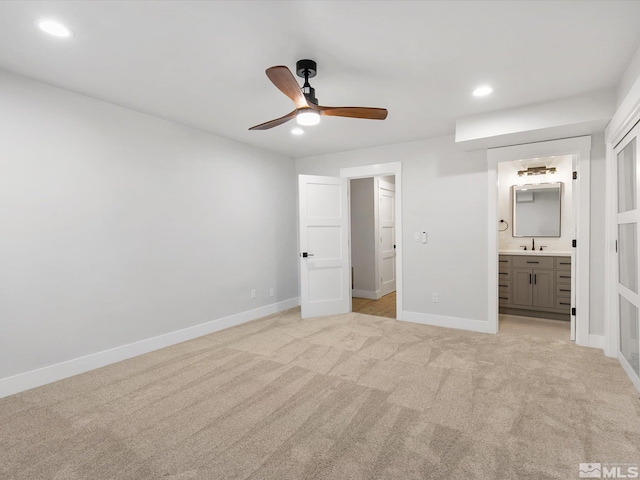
[{"left": 497, "top": 155, "right": 573, "bottom": 252}]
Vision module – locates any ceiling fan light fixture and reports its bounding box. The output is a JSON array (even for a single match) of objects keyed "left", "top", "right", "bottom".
[{"left": 296, "top": 110, "right": 320, "bottom": 126}]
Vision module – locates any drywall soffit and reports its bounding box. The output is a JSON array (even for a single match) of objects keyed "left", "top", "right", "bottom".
[{"left": 455, "top": 92, "right": 615, "bottom": 151}]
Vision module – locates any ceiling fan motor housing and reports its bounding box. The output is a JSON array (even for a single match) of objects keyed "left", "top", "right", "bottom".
[
  {"left": 296, "top": 59, "right": 317, "bottom": 78},
  {"left": 296, "top": 59, "right": 319, "bottom": 105}
]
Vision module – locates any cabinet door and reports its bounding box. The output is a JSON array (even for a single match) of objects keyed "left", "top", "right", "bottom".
[
  {"left": 532, "top": 269, "right": 555, "bottom": 308},
  {"left": 512, "top": 268, "right": 533, "bottom": 306}
]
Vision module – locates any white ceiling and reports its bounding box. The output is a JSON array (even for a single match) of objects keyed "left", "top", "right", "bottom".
[{"left": 1, "top": 1, "right": 639, "bottom": 159}]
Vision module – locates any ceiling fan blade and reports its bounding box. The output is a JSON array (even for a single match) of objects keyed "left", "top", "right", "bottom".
[
  {"left": 318, "top": 106, "right": 388, "bottom": 120},
  {"left": 248, "top": 109, "right": 297, "bottom": 130},
  {"left": 266, "top": 66, "right": 309, "bottom": 109}
]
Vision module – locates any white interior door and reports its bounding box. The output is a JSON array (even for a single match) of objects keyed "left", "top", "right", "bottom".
[
  {"left": 298, "top": 174, "right": 350, "bottom": 318},
  {"left": 615, "top": 123, "right": 640, "bottom": 382},
  {"left": 378, "top": 179, "right": 396, "bottom": 296}
]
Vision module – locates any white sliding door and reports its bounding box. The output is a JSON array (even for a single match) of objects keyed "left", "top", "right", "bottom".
[{"left": 615, "top": 123, "right": 640, "bottom": 382}]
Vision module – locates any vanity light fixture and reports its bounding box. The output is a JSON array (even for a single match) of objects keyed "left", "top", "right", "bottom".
[
  {"left": 36, "top": 19, "right": 73, "bottom": 37},
  {"left": 517, "top": 166, "right": 557, "bottom": 177}
]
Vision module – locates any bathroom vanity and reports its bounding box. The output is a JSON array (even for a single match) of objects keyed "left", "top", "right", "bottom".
[{"left": 498, "top": 252, "right": 571, "bottom": 321}]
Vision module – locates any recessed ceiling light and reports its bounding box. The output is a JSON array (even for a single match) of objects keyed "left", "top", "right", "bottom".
[
  {"left": 36, "top": 19, "right": 73, "bottom": 38},
  {"left": 291, "top": 128, "right": 304, "bottom": 135},
  {"left": 472, "top": 85, "right": 493, "bottom": 97}
]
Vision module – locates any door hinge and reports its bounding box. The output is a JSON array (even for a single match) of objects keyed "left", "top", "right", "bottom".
[
  {"left": 571, "top": 307, "right": 576, "bottom": 316},
  {"left": 572, "top": 239, "right": 577, "bottom": 248},
  {"left": 572, "top": 171, "right": 577, "bottom": 180}
]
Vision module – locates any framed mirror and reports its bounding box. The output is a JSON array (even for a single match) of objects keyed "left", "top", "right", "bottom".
[{"left": 512, "top": 182, "right": 562, "bottom": 237}]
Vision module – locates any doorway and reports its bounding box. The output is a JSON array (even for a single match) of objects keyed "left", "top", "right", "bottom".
[
  {"left": 350, "top": 176, "right": 396, "bottom": 318},
  {"left": 297, "top": 162, "right": 403, "bottom": 320},
  {"left": 496, "top": 156, "right": 573, "bottom": 341},
  {"left": 487, "top": 136, "right": 591, "bottom": 345},
  {"left": 342, "top": 162, "right": 403, "bottom": 320}
]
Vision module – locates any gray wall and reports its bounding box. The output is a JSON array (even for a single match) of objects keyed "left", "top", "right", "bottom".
[
  {"left": 296, "top": 133, "right": 608, "bottom": 338},
  {"left": 0, "top": 71, "right": 298, "bottom": 380},
  {"left": 589, "top": 133, "right": 607, "bottom": 336},
  {"left": 296, "top": 135, "right": 489, "bottom": 324}
]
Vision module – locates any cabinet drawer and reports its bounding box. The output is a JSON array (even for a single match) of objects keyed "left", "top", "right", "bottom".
[
  {"left": 556, "top": 257, "right": 572, "bottom": 271},
  {"left": 498, "top": 280, "right": 511, "bottom": 294},
  {"left": 512, "top": 256, "right": 554, "bottom": 269},
  {"left": 499, "top": 292, "right": 512, "bottom": 305},
  {"left": 498, "top": 269, "right": 512, "bottom": 281},
  {"left": 556, "top": 271, "right": 572, "bottom": 284},
  {"left": 555, "top": 298, "right": 572, "bottom": 310},
  {"left": 498, "top": 256, "right": 512, "bottom": 268}
]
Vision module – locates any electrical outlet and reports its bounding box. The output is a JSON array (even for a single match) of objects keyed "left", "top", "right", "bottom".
[
  {"left": 251, "top": 289, "right": 256, "bottom": 299},
  {"left": 269, "top": 288, "right": 274, "bottom": 297},
  {"left": 432, "top": 293, "right": 439, "bottom": 303}
]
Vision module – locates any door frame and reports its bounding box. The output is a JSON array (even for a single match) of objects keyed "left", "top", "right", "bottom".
[
  {"left": 340, "top": 162, "right": 403, "bottom": 319},
  {"left": 487, "top": 136, "right": 591, "bottom": 345}
]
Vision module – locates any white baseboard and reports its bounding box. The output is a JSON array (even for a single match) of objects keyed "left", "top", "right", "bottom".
[
  {"left": 588, "top": 334, "right": 605, "bottom": 350},
  {"left": 0, "top": 297, "right": 300, "bottom": 399},
  {"left": 401, "top": 311, "right": 489, "bottom": 334},
  {"left": 352, "top": 289, "right": 380, "bottom": 300},
  {"left": 618, "top": 352, "right": 640, "bottom": 393}
]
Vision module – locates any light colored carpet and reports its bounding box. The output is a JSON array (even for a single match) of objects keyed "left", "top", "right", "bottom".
[{"left": 1, "top": 308, "right": 639, "bottom": 480}]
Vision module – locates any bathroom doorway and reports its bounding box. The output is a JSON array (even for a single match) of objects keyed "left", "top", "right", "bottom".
[
  {"left": 487, "top": 136, "right": 591, "bottom": 346},
  {"left": 496, "top": 156, "right": 573, "bottom": 340},
  {"left": 350, "top": 175, "right": 397, "bottom": 319}
]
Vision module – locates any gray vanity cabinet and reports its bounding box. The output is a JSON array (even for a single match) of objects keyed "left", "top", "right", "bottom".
[
  {"left": 499, "top": 254, "right": 571, "bottom": 320},
  {"left": 512, "top": 268, "right": 554, "bottom": 309},
  {"left": 531, "top": 269, "right": 555, "bottom": 308},
  {"left": 512, "top": 269, "right": 533, "bottom": 306}
]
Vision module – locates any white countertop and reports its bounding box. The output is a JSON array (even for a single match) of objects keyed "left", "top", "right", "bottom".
[{"left": 499, "top": 250, "right": 571, "bottom": 257}]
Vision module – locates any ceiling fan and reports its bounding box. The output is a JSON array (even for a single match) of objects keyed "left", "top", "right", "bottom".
[{"left": 249, "top": 59, "right": 388, "bottom": 131}]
